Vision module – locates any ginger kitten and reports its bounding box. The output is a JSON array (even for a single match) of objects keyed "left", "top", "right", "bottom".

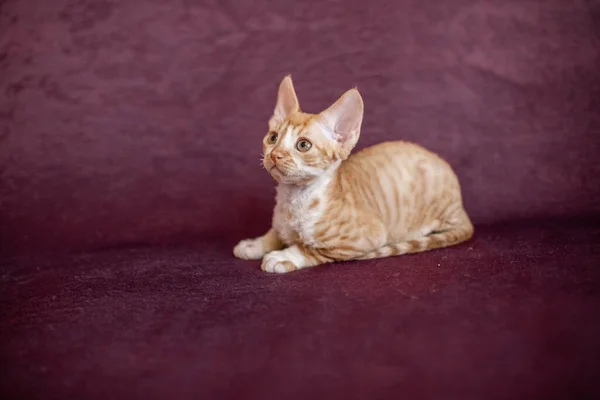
[{"left": 234, "top": 76, "right": 473, "bottom": 273}]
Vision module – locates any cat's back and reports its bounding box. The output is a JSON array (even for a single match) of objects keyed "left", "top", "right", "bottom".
[
  {"left": 336, "top": 141, "right": 464, "bottom": 238},
  {"left": 338, "top": 139, "right": 462, "bottom": 213},
  {"left": 345, "top": 140, "right": 454, "bottom": 175}
]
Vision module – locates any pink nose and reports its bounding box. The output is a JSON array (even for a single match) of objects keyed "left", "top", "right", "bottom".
[{"left": 270, "top": 152, "right": 283, "bottom": 163}]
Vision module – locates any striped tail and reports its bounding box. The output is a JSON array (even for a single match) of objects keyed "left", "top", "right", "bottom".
[{"left": 356, "top": 217, "right": 474, "bottom": 261}]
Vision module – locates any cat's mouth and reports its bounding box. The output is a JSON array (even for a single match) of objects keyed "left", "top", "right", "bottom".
[
  {"left": 269, "top": 162, "right": 284, "bottom": 172},
  {"left": 269, "top": 165, "right": 283, "bottom": 175},
  {"left": 268, "top": 164, "right": 288, "bottom": 180}
]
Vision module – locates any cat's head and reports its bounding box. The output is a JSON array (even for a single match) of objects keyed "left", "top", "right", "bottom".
[{"left": 262, "top": 75, "right": 364, "bottom": 185}]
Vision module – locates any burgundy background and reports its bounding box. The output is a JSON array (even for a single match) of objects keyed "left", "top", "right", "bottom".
[{"left": 1, "top": 0, "right": 599, "bottom": 399}]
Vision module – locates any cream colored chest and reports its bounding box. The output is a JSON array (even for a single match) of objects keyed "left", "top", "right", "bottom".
[{"left": 272, "top": 185, "right": 323, "bottom": 247}]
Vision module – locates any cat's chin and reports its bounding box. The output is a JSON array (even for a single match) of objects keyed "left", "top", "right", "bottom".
[
  {"left": 267, "top": 165, "right": 285, "bottom": 182},
  {"left": 273, "top": 174, "right": 318, "bottom": 186},
  {"left": 269, "top": 170, "right": 292, "bottom": 184},
  {"left": 266, "top": 164, "right": 316, "bottom": 185},
  {"left": 268, "top": 167, "right": 299, "bottom": 185}
]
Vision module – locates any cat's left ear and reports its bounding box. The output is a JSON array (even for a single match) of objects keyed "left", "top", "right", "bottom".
[
  {"left": 270, "top": 75, "right": 300, "bottom": 127},
  {"left": 318, "top": 89, "right": 364, "bottom": 159}
]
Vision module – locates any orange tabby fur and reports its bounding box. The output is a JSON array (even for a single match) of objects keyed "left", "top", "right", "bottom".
[{"left": 234, "top": 75, "right": 473, "bottom": 273}]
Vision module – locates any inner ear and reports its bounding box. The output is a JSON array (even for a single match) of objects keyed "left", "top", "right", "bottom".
[
  {"left": 318, "top": 89, "right": 364, "bottom": 158},
  {"left": 271, "top": 75, "right": 300, "bottom": 126}
]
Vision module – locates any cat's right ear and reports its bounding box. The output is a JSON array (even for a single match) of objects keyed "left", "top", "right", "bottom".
[{"left": 270, "top": 75, "right": 300, "bottom": 127}]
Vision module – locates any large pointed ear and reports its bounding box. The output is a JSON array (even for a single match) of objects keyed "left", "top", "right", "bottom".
[
  {"left": 270, "top": 75, "right": 300, "bottom": 127},
  {"left": 318, "top": 89, "right": 364, "bottom": 159}
]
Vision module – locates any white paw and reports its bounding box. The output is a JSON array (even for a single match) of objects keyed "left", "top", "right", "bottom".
[
  {"left": 233, "top": 239, "right": 264, "bottom": 260},
  {"left": 261, "top": 251, "right": 297, "bottom": 274}
]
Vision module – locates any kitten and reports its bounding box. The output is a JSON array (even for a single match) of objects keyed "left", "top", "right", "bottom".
[{"left": 234, "top": 75, "right": 473, "bottom": 273}]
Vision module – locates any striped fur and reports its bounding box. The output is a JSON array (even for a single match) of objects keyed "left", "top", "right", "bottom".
[{"left": 233, "top": 76, "right": 473, "bottom": 273}]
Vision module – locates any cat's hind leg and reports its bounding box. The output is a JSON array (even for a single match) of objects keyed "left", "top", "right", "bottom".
[
  {"left": 356, "top": 210, "right": 474, "bottom": 260},
  {"left": 234, "top": 228, "right": 284, "bottom": 260}
]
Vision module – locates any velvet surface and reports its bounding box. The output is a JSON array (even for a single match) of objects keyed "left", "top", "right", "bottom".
[
  {"left": 1, "top": 0, "right": 600, "bottom": 398},
  {"left": 2, "top": 220, "right": 600, "bottom": 399}
]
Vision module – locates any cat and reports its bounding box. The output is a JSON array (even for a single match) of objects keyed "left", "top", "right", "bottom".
[{"left": 234, "top": 75, "right": 473, "bottom": 273}]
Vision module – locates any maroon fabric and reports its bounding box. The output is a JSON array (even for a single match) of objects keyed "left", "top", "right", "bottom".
[
  {"left": 1, "top": 0, "right": 600, "bottom": 398},
  {"left": 2, "top": 220, "right": 600, "bottom": 399}
]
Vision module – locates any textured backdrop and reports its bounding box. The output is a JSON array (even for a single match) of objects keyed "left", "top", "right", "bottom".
[
  {"left": 1, "top": 0, "right": 599, "bottom": 256},
  {"left": 2, "top": 1, "right": 600, "bottom": 399}
]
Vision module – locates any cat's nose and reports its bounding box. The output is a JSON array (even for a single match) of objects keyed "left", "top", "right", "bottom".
[{"left": 270, "top": 152, "right": 283, "bottom": 163}]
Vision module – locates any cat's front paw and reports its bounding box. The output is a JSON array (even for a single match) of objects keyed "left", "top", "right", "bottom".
[
  {"left": 261, "top": 251, "right": 298, "bottom": 274},
  {"left": 233, "top": 239, "right": 265, "bottom": 260}
]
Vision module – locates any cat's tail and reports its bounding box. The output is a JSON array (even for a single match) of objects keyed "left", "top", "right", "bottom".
[{"left": 356, "top": 213, "right": 474, "bottom": 261}]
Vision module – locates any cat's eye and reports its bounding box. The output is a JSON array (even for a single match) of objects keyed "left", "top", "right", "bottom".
[
  {"left": 296, "top": 139, "right": 312, "bottom": 152},
  {"left": 267, "top": 132, "right": 278, "bottom": 144}
]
